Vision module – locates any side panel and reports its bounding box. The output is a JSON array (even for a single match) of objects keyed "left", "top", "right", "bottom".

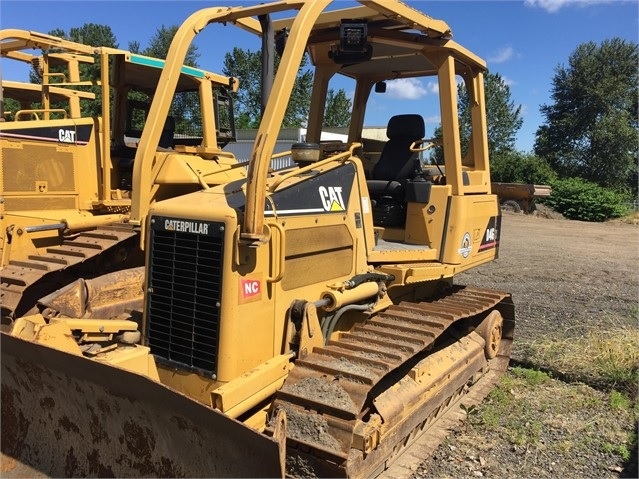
[
  {"left": 0, "top": 118, "right": 100, "bottom": 211},
  {"left": 441, "top": 194, "right": 501, "bottom": 268}
]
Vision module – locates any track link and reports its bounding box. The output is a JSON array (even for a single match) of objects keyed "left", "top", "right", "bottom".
[
  {"left": 270, "top": 285, "right": 514, "bottom": 478},
  {"left": 1, "top": 224, "right": 139, "bottom": 319}
]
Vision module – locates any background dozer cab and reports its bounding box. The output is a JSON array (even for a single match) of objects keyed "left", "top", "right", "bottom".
[
  {"left": 0, "top": 30, "right": 243, "bottom": 321},
  {"left": 2, "top": 1, "right": 515, "bottom": 477}
]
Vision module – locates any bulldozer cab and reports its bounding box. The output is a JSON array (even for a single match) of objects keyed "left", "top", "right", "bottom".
[
  {"left": 283, "top": 3, "right": 494, "bottom": 267},
  {"left": 0, "top": 30, "right": 238, "bottom": 212}
]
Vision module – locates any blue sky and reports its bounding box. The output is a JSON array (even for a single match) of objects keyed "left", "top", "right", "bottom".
[{"left": 1, "top": 0, "right": 637, "bottom": 151}]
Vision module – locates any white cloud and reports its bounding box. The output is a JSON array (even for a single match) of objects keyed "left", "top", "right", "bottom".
[
  {"left": 386, "top": 78, "right": 429, "bottom": 100},
  {"left": 524, "top": 0, "right": 617, "bottom": 13},
  {"left": 488, "top": 46, "right": 515, "bottom": 64},
  {"left": 501, "top": 75, "right": 516, "bottom": 86},
  {"left": 424, "top": 115, "right": 441, "bottom": 126}
]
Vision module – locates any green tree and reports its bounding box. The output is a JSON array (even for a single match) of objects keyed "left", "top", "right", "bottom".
[
  {"left": 222, "top": 47, "right": 311, "bottom": 128},
  {"left": 460, "top": 72, "right": 523, "bottom": 159},
  {"left": 534, "top": 38, "right": 639, "bottom": 192},
  {"left": 490, "top": 151, "right": 557, "bottom": 184},
  {"left": 2, "top": 97, "right": 20, "bottom": 121},
  {"left": 429, "top": 72, "right": 523, "bottom": 164},
  {"left": 222, "top": 47, "right": 262, "bottom": 128},
  {"left": 323, "top": 89, "right": 352, "bottom": 128},
  {"left": 42, "top": 23, "right": 118, "bottom": 51},
  {"left": 222, "top": 47, "right": 351, "bottom": 129},
  {"left": 283, "top": 61, "right": 313, "bottom": 128}
]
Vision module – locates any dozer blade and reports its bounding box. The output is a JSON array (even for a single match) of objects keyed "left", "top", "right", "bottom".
[{"left": 1, "top": 332, "right": 284, "bottom": 478}]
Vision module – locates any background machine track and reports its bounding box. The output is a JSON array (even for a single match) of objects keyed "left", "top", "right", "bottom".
[{"left": 1, "top": 224, "right": 140, "bottom": 320}]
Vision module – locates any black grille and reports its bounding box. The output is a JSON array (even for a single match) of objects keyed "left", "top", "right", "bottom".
[{"left": 146, "top": 216, "right": 224, "bottom": 377}]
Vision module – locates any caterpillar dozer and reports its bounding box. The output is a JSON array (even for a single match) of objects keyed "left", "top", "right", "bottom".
[
  {"left": 1, "top": 1, "right": 515, "bottom": 477},
  {"left": 0, "top": 30, "right": 242, "bottom": 321}
]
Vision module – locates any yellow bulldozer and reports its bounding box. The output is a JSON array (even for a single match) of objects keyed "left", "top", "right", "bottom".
[
  {"left": 0, "top": 29, "right": 243, "bottom": 321},
  {"left": 1, "top": 1, "right": 515, "bottom": 478}
]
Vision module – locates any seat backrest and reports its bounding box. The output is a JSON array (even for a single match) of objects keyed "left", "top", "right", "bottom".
[
  {"left": 159, "top": 115, "right": 175, "bottom": 149},
  {"left": 372, "top": 114, "right": 425, "bottom": 181}
]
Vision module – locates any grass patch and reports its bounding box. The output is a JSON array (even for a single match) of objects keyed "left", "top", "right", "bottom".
[
  {"left": 465, "top": 368, "right": 638, "bottom": 470},
  {"left": 602, "top": 440, "right": 632, "bottom": 462},
  {"left": 517, "top": 325, "right": 639, "bottom": 396},
  {"left": 610, "top": 390, "right": 631, "bottom": 410},
  {"left": 616, "top": 211, "right": 639, "bottom": 225},
  {"left": 511, "top": 366, "right": 551, "bottom": 386}
]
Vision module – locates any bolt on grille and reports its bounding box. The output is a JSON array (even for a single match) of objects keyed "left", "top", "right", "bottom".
[{"left": 146, "top": 216, "right": 224, "bottom": 377}]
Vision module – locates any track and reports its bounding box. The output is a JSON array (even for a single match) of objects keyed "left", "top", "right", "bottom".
[
  {"left": 269, "top": 285, "right": 515, "bottom": 479},
  {"left": 1, "top": 224, "right": 140, "bottom": 320},
  {"left": 376, "top": 341, "right": 512, "bottom": 479}
]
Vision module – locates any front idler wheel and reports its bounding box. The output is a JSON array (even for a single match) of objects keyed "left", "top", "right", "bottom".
[{"left": 476, "top": 310, "right": 503, "bottom": 359}]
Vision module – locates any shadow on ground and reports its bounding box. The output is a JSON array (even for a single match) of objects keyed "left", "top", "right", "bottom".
[{"left": 621, "top": 420, "right": 637, "bottom": 479}]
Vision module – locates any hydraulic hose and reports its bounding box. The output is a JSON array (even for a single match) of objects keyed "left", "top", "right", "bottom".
[
  {"left": 322, "top": 302, "right": 373, "bottom": 344},
  {"left": 341, "top": 272, "right": 394, "bottom": 289}
]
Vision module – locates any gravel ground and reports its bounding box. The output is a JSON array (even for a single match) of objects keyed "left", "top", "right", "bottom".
[
  {"left": 460, "top": 208, "right": 638, "bottom": 341},
  {"left": 412, "top": 209, "right": 638, "bottom": 479}
]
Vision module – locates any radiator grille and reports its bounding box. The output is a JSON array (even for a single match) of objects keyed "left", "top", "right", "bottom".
[{"left": 147, "top": 216, "right": 224, "bottom": 377}]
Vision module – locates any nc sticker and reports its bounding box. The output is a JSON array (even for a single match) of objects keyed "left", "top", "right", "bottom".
[
  {"left": 458, "top": 232, "right": 472, "bottom": 258},
  {"left": 239, "top": 277, "right": 262, "bottom": 304}
]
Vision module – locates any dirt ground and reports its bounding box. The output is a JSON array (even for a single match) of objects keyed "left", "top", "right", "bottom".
[
  {"left": 412, "top": 209, "right": 639, "bottom": 479},
  {"left": 459, "top": 208, "right": 638, "bottom": 342}
]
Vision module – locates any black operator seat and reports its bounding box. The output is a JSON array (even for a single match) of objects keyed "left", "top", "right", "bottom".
[
  {"left": 372, "top": 114, "right": 426, "bottom": 181},
  {"left": 158, "top": 115, "right": 175, "bottom": 149},
  {"left": 367, "top": 114, "right": 424, "bottom": 196},
  {"left": 366, "top": 114, "right": 427, "bottom": 227}
]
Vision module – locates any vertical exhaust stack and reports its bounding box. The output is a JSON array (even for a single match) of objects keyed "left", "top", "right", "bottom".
[
  {"left": 241, "top": 1, "right": 330, "bottom": 245},
  {"left": 259, "top": 14, "right": 274, "bottom": 118}
]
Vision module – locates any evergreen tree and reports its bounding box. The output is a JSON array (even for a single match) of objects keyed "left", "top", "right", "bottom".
[
  {"left": 429, "top": 72, "right": 523, "bottom": 165},
  {"left": 324, "top": 89, "right": 352, "bottom": 128},
  {"left": 456, "top": 72, "right": 523, "bottom": 159},
  {"left": 534, "top": 38, "right": 638, "bottom": 192},
  {"left": 130, "top": 24, "right": 199, "bottom": 67},
  {"left": 222, "top": 47, "right": 351, "bottom": 129}
]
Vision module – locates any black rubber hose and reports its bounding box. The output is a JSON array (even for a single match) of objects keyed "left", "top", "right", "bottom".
[{"left": 344, "top": 272, "right": 394, "bottom": 289}]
